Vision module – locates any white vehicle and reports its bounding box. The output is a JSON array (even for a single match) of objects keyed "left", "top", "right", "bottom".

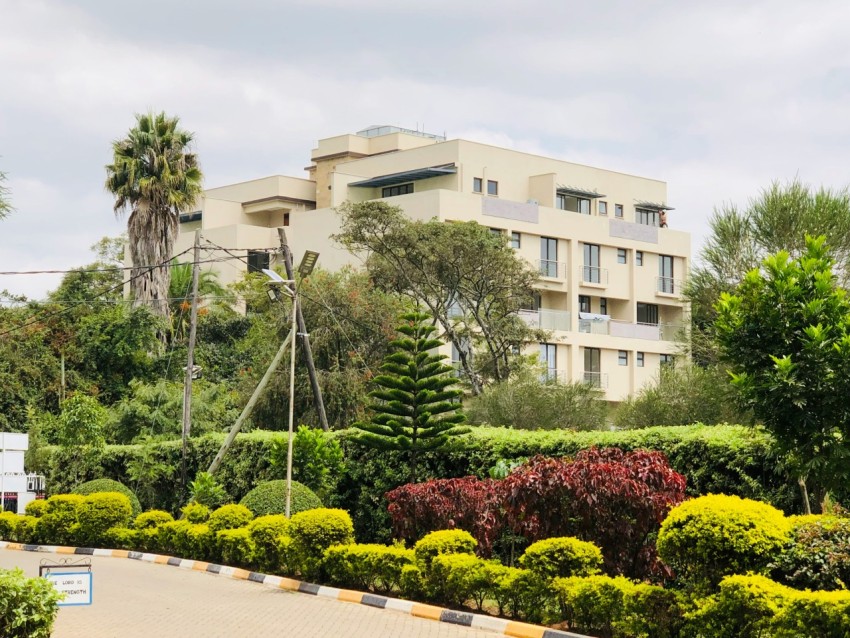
[{"left": 0, "top": 433, "right": 46, "bottom": 514}]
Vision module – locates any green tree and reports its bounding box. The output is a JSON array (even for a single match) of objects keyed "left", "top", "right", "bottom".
[
  {"left": 270, "top": 426, "right": 345, "bottom": 500},
  {"left": 353, "top": 311, "right": 469, "bottom": 482},
  {"left": 57, "top": 393, "right": 107, "bottom": 448},
  {"left": 687, "top": 179, "right": 850, "bottom": 365},
  {"left": 168, "top": 260, "right": 230, "bottom": 339},
  {"left": 0, "top": 168, "right": 12, "bottom": 220},
  {"left": 334, "top": 201, "right": 544, "bottom": 394},
  {"left": 715, "top": 236, "right": 850, "bottom": 507},
  {"left": 105, "top": 112, "right": 203, "bottom": 319}
]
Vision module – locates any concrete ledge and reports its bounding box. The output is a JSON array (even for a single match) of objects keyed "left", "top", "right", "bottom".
[{"left": 0, "top": 540, "right": 595, "bottom": 638}]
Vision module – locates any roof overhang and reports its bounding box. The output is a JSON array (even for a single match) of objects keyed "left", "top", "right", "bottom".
[
  {"left": 556, "top": 185, "right": 606, "bottom": 199},
  {"left": 635, "top": 200, "right": 675, "bottom": 211},
  {"left": 349, "top": 164, "right": 457, "bottom": 188}
]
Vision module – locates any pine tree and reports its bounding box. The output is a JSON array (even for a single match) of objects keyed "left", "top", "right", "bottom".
[{"left": 353, "top": 311, "right": 468, "bottom": 483}]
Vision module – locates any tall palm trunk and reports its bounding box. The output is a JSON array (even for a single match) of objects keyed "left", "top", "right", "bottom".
[{"left": 128, "top": 202, "right": 177, "bottom": 319}]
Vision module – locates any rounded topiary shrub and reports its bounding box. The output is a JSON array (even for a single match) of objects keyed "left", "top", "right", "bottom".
[
  {"left": 289, "top": 508, "right": 354, "bottom": 578},
  {"left": 35, "top": 494, "right": 85, "bottom": 546},
  {"left": 181, "top": 502, "right": 211, "bottom": 523},
  {"left": 413, "top": 529, "right": 477, "bottom": 567},
  {"left": 239, "top": 480, "right": 321, "bottom": 517},
  {"left": 75, "top": 493, "right": 133, "bottom": 547},
  {"left": 519, "top": 537, "right": 603, "bottom": 580},
  {"left": 208, "top": 504, "right": 254, "bottom": 533},
  {"left": 657, "top": 494, "right": 791, "bottom": 586},
  {"left": 247, "top": 515, "right": 291, "bottom": 573},
  {"left": 134, "top": 510, "right": 174, "bottom": 530},
  {"left": 24, "top": 500, "right": 48, "bottom": 518},
  {"left": 72, "top": 479, "right": 142, "bottom": 517}
]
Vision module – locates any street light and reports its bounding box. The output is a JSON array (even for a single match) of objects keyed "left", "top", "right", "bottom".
[{"left": 264, "top": 252, "right": 319, "bottom": 518}]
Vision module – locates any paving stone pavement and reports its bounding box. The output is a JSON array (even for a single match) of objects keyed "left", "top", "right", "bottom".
[{"left": 0, "top": 549, "right": 505, "bottom": 638}]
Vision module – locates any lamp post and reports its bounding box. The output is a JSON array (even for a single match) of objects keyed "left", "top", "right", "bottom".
[{"left": 265, "top": 250, "right": 319, "bottom": 518}]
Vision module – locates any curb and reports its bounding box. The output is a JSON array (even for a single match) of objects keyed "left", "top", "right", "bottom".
[{"left": 0, "top": 540, "right": 593, "bottom": 638}]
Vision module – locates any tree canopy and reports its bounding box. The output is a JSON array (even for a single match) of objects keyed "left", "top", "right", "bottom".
[{"left": 0, "top": 168, "right": 11, "bottom": 220}]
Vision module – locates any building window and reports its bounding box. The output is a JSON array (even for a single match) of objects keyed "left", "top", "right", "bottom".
[
  {"left": 489, "top": 228, "right": 503, "bottom": 237},
  {"left": 637, "top": 207, "right": 659, "bottom": 227},
  {"left": 618, "top": 350, "right": 628, "bottom": 366},
  {"left": 556, "top": 194, "right": 591, "bottom": 214},
  {"left": 473, "top": 177, "right": 483, "bottom": 193},
  {"left": 637, "top": 352, "right": 645, "bottom": 367},
  {"left": 583, "top": 243, "right": 601, "bottom": 283},
  {"left": 382, "top": 183, "right": 414, "bottom": 198},
  {"left": 617, "top": 248, "right": 627, "bottom": 264},
  {"left": 283, "top": 212, "right": 290, "bottom": 227},
  {"left": 540, "top": 237, "right": 558, "bottom": 277},
  {"left": 615, "top": 204, "right": 624, "bottom": 218},
  {"left": 584, "top": 347, "right": 601, "bottom": 387},
  {"left": 540, "top": 343, "right": 557, "bottom": 380},
  {"left": 637, "top": 302, "right": 659, "bottom": 325},
  {"left": 579, "top": 295, "right": 591, "bottom": 314},
  {"left": 599, "top": 297, "right": 608, "bottom": 315},
  {"left": 487, "top": 180, "right": 499, "bottom": 196},
  {"left": 510, "top": 232, "right": 521, "bottom": 249},
  {"left": 660, "top": 354, "right": 675, "bottom": 367},
  {"left": 659, "top": 255, "right": 675, "bottom": 293},
  {"left": 636, "top": 250, "right": 643, "bottom": 266},
  {"left": 599, "top": 201, "right": 608, "bottom": 216},
  {"left": 247, "top": 250, "right": 270, "bottom": 274}
]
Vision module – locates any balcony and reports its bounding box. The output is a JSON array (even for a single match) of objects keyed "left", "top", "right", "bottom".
[
  {"left": 583, "top": 371, "right": 609, "bottom": 388},
  {"left": 519, "top": 309, "right": 571, "bottom": 331},
  {"left": 578, "top": 316, "right": 682, "bottom": 341},
  {"left": 657, "top": 277, "right": 685, "bottom": 295},
  {"left": 579, "top": 265, "right": 609, "bottom": 285},
  {"left": 540, "top": 368, "right": 570, "bottom": 384},
  {"left": 538, "top": 259, "right": 567, "bottom": 279}
]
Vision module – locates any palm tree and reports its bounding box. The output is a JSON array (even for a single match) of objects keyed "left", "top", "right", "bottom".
[
  {"left": 105, "top": 112, "right": 203, "bottom": 319},
  {"left": 168, "top": 260, "right": 230, "bottom": 339}
]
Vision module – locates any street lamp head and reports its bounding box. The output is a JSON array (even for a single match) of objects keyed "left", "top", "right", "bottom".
[{"left": 298, "top": 251, "right": 320, "bottom": 277}]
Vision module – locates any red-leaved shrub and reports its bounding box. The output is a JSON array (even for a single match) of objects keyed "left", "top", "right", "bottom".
[{"left": 501, "top": 448, "right": 686, "bottom": 579}]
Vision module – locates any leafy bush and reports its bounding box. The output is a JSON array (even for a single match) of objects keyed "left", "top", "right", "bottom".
[
  {"left": 687, "top": 574, "right": 790, "bottom": 638},
  {"left": 466, "top": 367, "right": 608, "bottom": 431},
  {"left": 247, "top": 515, "right": 291, "bottom": 573},
  {"left": 322, "top": 543, "right": 415, "bottom": 593},
  {"left": 134, "top": 510, "right": 174, "bottom": 529},
  {"left": 399, "top": 564, "right": 425, "bottom": 599},
  {"left": 413, "top": 529, "right": 477, "bottom": 567},
  {"left": 0, "top": 512, "right": 18, "bottom": 540},
  {"left": 104, "top": 526, "right": 138, "bottom": 550},
  {"left": 288, "top": 508, "right": 354, "bottom": 577},
  {"left": 188, "top": 471, "right": 230, "bottom": 509},
  {"left": 771, "top": 516, "right": 850, "bottom": 591},
  {"left": 35, "top": 494, "right": 85, "bottom": 545},
  {"left": 620, "top": 583, "right": 687, "bottom": 638},
  {"left": 72, "top": 478, "right": 142, "bottom": 516},
  {"left": 773, "top": 588, "right": 850, "bottom": 637},
  {"left": 181, "top": 502, "right": 211, "bottom": 523},
  {"left": 24, "top": 500, "right": 48, "bottom": 518},
  {"left": 0, "top": 568, "right": 63, "bottom": 638},
  {"left": 657, "top": 494, "right": 791, "bottom": 587},
  {"left": 551, "top": 575, "right": 635, "bottom": 638},
  {"left": 239, "top": 480, "right": 321, "bottom": 517},
  {"left": 156, "top": 522, "right": 215, "bottom": 561},
  {"left": 207, "top": 504, "right": 253, "bottom": 533},
  {"left": 502, "top": 448, "right": 687, "bottom": 579},
  {"left": 270, "top": 426, "right": 345, "bottom": 500},
  {"left": 491, "top": 567, "right": 551, "bottom": 623},
  {"left": 75, "top": 492, "right": 133, "bottom": 546},
  {"left": 12, "top": 516, "right": 38, "bottom": 544},
  {"left": 386, "top": 476, "right": 502, "bottom": 555},
  {"left": 217, "top": 528, "right": 255, "bottom": 567},
  {"left": 519, "top": 537, "right": 603, "bottom": 580}
]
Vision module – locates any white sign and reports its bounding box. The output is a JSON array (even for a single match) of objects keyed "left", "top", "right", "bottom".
[{"left": 46, "top": 571, "right": 92, "bottom": 606}]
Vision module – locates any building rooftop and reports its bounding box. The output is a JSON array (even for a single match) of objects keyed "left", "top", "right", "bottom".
[{"left": 355, "top": 124, "right": 445, "bottom": 142}]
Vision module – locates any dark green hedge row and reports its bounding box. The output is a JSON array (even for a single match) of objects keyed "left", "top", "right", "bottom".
[{"left": 39, "top": 425, "right": 803, "bottom": 542}]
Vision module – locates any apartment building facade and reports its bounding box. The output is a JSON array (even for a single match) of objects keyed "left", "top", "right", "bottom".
[{"left": 175, "top": 125, "right": 690, "bottom": 402}]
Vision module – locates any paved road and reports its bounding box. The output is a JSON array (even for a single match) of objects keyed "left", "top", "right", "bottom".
[{"left": 0, "top": 549, "right": 504, "bottom": 638}]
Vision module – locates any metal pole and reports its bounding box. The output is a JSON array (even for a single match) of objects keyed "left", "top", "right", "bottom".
[
  {"left": 0, "top": 434, "right": 5, "bottom": 514},
  {"left": 285, "top": 289, "right": 297, "bottom": 518},
  {"left": 181, "top": 230, "right": 201, "bottom": 494},
  {"left": 207, "top": 332, "right": 292, "bottom": 475}
]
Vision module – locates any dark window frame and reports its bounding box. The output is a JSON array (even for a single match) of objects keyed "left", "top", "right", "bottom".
[{"left": 382, "top": 183, "right": 414, "bottom": 198}]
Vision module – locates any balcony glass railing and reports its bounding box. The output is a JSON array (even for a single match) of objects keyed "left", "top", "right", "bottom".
[
  {"left": 538, "top": 260, "right": 566, "bottom": 279},
  {"left": 656, "top": 277, "right": 684, "bottom": 295},
  {"left": 519, "top": 309, "right": 571, "bottom": 331},
  {"left": 579, "top": 265, "right": 609, "bottom": 285},
  {"left": 583, "top": 371, "right": 609, "bottom": 389},
  {"left": 578, "top": 319, "right": 683, "bottom": 341}
]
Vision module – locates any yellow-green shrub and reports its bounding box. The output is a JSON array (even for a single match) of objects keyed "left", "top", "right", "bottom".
[
  {"left": 492, "top": 567, "right": 551, "bottom": 623},
  {"left": 247, "top": 515, "right": 290, "bottom": 573},
  {"left": 413, "top": 529, "right": 477, "bottom": 567},
  {"left": 207, "top": 504, "right": 253, "bottom": 533},
  {"left": 620, "top": 583, "right": 688, "bottom": 638},
  {"left": 288, "top": 508, "right": 354, "bottom": 578},
  {"left": 519, "top": 537, "right": 603, "bottom": 580},
  {"left": 35, "top": 494, "right": 85, "bottom": 545},
  {"left": 134, "top": 510, "right": 173, "bottom": 529},
  {"left": 181, "top": 502, "right": 210, "bottom": 523},
  {"left": 427, "top": 553, "right": 502, "bottom": 609},
  {"left": 24, "top": 500, "right": 48, "bottom": 518},
  {"left": 687, "top": 574, "right": 790, "bottom": 638},
  {"left": 399, "top": 564, "right": 424, "bottom": 599},
  {"left": 12, "top": 516, "right": 38, "bottom": 544},
  {"left": 75, "top": 493, "right": 133, "bottom": 546},
  {"left": 773, "top": 588, "right": 850, "bottom": 637},
  {"left": 104, "top": 527, "right": 138, "bottom": 550},
  {"left": 217, "top": 528, "right": 255, "bottom": 567},
  {"left": 551, "top": 575, "right": 635, "bottom": 637},
  {"left": 657, "top": 494, "right": 790, "bottom": 586},
  {"left": 0, "top": 512, "right": 18, "bottom": 540},
  {"left": 322, "top": 543, "right": 415, "bottom": 593}
]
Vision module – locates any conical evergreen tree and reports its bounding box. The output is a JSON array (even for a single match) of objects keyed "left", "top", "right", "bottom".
[{"left": 353, "top": 311, "right": 468, "bottom": 483}]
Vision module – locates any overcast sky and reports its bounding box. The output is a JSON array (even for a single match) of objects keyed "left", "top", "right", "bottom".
[{"left": 2, "top": 0, "right": 849, "bottom": 299}]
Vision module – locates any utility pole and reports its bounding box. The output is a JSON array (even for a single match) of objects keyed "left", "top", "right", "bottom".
[
  {"left": 277, "top": 228, "right": 329, "bottom": 432},
  {"left": 181, "top": 230, "right": 201, "bottom": 493},
  {"left": 208, "top": 332, "right": 292, "bottom": 475}
]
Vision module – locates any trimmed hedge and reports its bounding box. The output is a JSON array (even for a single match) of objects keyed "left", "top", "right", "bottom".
[
  {"left": 413, "top": 529, "right": 477, "bottom": 566},
  {"left": 72, "top": 479, "right": 142, "bottom": 516},
  {"left": 322, "top": 543, "right": 415, "bottom": 593},
  {"left": 239, "top": 480, "right": 321, "bottom": 517},
  {"left": 519, "top": 537, "right": 603, "bottom": 580}
]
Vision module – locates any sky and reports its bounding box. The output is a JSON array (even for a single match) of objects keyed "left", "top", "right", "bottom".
[{"left": 2, "top": 0, "right": 850, "bottom": 299}]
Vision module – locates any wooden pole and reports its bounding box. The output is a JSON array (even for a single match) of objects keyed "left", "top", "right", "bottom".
[{"left": 181, "top": 230, "right": 201, "bottom": 493}]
